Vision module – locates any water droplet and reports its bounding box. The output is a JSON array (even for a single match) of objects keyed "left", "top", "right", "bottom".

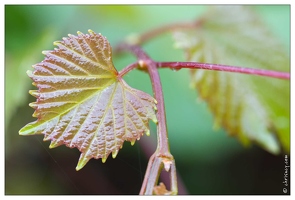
[{"left": 170, "top": 67, "right": 181, "bottom": 72}]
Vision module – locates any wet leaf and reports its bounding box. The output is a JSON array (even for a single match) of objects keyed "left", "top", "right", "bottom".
[
  {"left": 174, "top": 6, "right": 290, "bottom": 153},
  {"left": 19, "top": 30, "right": 158, "bottom": 170}
]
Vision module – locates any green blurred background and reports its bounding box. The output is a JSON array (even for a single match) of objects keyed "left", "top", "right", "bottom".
[{"left": 5, "top": 5, "right": 290, "bottom": 195}]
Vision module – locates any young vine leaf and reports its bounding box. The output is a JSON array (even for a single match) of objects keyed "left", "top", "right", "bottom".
[
  {"left": 174, "top": 6, "right": 290, "bottom": 153},
  {"left": 19, "top": 30, "right": 158, "bottom": 170}
]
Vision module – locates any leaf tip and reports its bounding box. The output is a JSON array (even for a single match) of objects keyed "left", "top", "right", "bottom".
[
  {"left": 112, "top": 150, "right": 119, "bottom": 159},
  {"left": 75, "top": 166, "right": 82, "bottom": 171},
  {"left": 53, "top": 40, "right": 63, "bottom": 46},
  {"left": 19, "top": 128, "right": 25, "bottom": 136},
  {"left": 18, "top": 123, "right": 35, "bottom": 136},
  {"left": 131, "top": 139, "right": 136, "bottom": 146},
  {"left": 29, "top": 90, "right": 39, "bottom": 98},
  {"left": 88, "top": 29, "right": 95, "bottom": 34},
  {"left": 76, "top": 161, "right": 88, "bottom": 171},
  {"left": 258, "top": 133, "right": 281, "bottom": 155},
  {"left": 41, "top": 50, "right": 50, "bottom": 55},
  {"left": 101, "top": 157, "right": 107, "bottom": 163},
  {"left": 76, "top": 154, "right": 90, "bottom": 171},
  {"left": 49, "top": 141, "right": 58, "bottom": 149},
  {"left": 152, "top": 117, "right": 158, "bottom": 124},
  {"left": 28, "top": 102, "right": 37, "bottom": 109},
  {"left": 77, "top": 31, "right": 83, "bottom": 36},
  {"left": 26, "top": 70, "right": 33, "bottom": 77}
]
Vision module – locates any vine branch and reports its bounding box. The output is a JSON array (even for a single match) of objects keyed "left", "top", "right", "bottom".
[
  {"left": 117, "top": 43, "right": 177, "bottom": 195},
  {"left": 157, "top": 62, "right": 290, "bottom": 80},
  {"left": 136, "top": 19, "right": 204, "bottom": 45},
  {"left": 115, "top": 17, "right": 289, "bottom": 195}
]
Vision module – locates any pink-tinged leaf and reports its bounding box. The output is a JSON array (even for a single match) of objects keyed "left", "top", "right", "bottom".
[
  {"left": 19, "top": 30, "right": 158, "bottom": 170},
  {"left": 173, "top": 6, "right": 290, "bottom": 154}
]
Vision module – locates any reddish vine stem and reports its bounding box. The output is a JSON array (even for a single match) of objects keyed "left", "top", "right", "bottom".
[
  {"left": 117, "top": 62, "right": 139, "bottom": 78},
  {"left": 157, "top": 62, "right": 290, "bottom": 80},
  {"left": 117, "top": 44, "right": 170, "bottom": 154},
  {"left": 119, "top": 61, "right": 290, "bottom": 80},
  {"left": 136, "top": 19, "right": 204, "bottom": 45},
  {"left": 117, "top": 43, "right": 177, "bottom": 195},
  {"left": 124, "top": 17, "right": 290, "bottom": 80}
]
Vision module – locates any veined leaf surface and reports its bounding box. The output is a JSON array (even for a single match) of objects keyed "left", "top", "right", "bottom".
[
  {"left": 19, "top": 30, "right": 158, "bottom": 170},
  {"left": 174, "top": 6, "right": 290, "bottom": 153}
]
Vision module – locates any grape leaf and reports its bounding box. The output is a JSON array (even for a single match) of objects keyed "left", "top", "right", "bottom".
[
  {"left": 19, "top": 30, "right": 158, "bottom": 170},
  {"left": 173, "top": 6, "right": 290, "bottom": 153}
]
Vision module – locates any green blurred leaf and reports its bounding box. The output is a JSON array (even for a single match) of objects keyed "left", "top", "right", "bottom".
[
  {"left": 19, "top": 30, "right": 157, "bottom": 170},
  {"left": 5, "top": 28, "right": 57, "bottom": 125},
  {"left": 173, "top": 6, "right": 290, "bottom": 153}
]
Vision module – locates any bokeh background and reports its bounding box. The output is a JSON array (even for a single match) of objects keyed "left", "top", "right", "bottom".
[{"left": 5, "top": 5, "right": 290, "bottom": 195}]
